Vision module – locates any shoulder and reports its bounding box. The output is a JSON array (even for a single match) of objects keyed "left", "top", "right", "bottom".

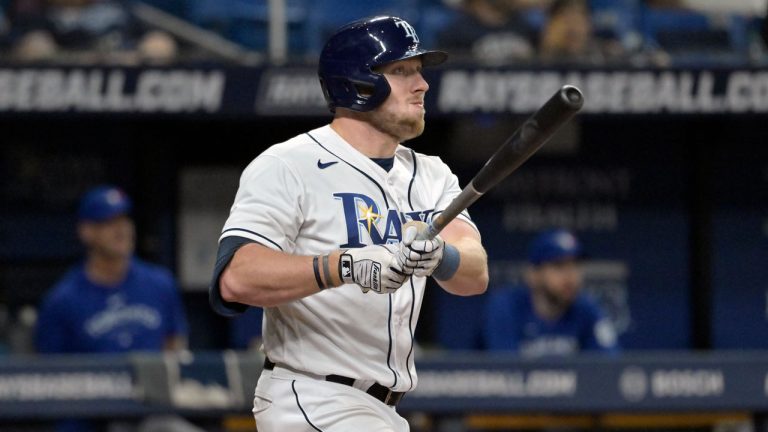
[
  {"left": 256, "top": 127, "right": 327, "bottom": 164},
  {"left": 131, "top": 259, "right": 176, "bottom": 289},
  {"left": 264, "top": 131, "right": 322, "bottom": 159},
  {"left": 400, "top": 147, "right": 454, "bottom": 176},
  {"left": 572, "top": 293, "right": 604, "bottom": 318},
  {"left": 40, "top": 266, "right": 84, "bottom": 308},
  {"left": 241, "top": 128, "right": 327, "bottom": 179}
]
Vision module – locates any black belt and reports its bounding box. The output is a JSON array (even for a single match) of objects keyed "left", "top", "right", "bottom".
[{"left": 263, "top": 358, "right": 405, "bottom": 407}]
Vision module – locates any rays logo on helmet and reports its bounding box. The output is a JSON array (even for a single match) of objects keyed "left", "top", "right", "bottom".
[{"left": 395, "top": 18, "right": 419, "bottom": 43}]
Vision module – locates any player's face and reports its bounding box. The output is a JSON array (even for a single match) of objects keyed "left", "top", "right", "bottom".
[
  {"left": 531, "top": 259, "right": 584, "bottom": 307},
  {"left": 80, "top": 215, "right": 135, "bottom": 259},
  {"left": 368, "top": 57, "right": 429, "bottom": 142}
]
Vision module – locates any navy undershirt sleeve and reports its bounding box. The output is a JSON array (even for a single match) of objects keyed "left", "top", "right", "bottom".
[{"left": 209, "top": 236, "right": 256, "bottom": 317}]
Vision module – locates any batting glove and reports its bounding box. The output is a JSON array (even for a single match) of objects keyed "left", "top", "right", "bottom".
[
  {"left": 397, "top": 221, "right": 445, "bottom": 277},
  {"left": 339, "top": 244, "right": 410, "bottom": 294}
]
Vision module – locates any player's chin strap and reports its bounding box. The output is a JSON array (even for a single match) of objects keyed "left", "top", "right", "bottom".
[{"left": 262, "top": 357, "right": 405, "bottom": 406}]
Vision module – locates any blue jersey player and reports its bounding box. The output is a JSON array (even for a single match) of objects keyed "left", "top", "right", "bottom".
[
  {"left": 35, "top": 185, "right": 188, "bottom": 354},
  {"left": 483, "top": 229, "right": 618, "bottom": 356},
  {"left": 35, "top": 186, "right": 190, "bottom": 432}
]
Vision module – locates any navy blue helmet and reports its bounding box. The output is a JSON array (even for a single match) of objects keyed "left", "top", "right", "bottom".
[{"left": 318, "top": 16, "right": 447, "bottom": 113}]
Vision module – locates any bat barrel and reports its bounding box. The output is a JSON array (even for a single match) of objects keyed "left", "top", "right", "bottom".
[
  {"left": 471, "top": 85, "right": 584, "bottom": 194},
  {"left": 423, "top": 85, "right": 584, "bottom": 240}
]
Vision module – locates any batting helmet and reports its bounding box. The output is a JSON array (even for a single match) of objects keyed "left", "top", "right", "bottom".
[{"left": 318, "top": 16, "right": 447, "bottom": 113}]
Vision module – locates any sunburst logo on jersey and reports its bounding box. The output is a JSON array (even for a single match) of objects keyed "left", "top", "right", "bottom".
[
  {"left": 358, "top": 203, "right": 381, "bottom": 233},
  {"left": 334, "top": 192, "right": 439, "bottom": 248}
]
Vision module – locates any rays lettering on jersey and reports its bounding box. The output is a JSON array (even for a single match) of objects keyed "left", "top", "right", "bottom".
[{"left": 334, "top": 192, "right": 435, "bottom": 248}]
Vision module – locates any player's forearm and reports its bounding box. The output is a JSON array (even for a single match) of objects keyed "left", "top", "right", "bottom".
[
  {"left": 220, "top": 243, "right": 343, "bottom": 307},
  {"left": 436, "top": 237, "right": 488, "bottom": 296}
]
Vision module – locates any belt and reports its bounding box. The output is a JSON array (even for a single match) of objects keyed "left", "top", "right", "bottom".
[{"left": 263, "top": 358, "right": 405, "bottom": 407}]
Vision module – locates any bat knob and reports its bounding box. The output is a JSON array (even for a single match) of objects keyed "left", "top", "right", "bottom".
[{"left": 561, "top": 85, "right": 584, "bottom": 109}]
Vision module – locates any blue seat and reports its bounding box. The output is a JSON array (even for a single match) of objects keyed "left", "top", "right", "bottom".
[
  {"left": 640, "top": 8, "right": 727, "bottom": 53},
  {"left": 140, "top": 0, "right": 189, "bottom": 18},
  {"left": 187, "top": 0, "right": 309, "bottom": 53},
  {"left": 413, "top": 5, "right": 458, "bottom": 49},
  {"left": 304, "top": 0, "right": 416, "bottom": 56},
  {"left": 589, "top": 0, "right": 641, "bottom": 45}
]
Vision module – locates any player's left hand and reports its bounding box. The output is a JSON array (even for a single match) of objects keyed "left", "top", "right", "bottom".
[
  {"left": 340, "top": 244, "right": 410, "bottom": 294},
  {"left": 397, "top": 221, "right": 445, "bottom": 277}
]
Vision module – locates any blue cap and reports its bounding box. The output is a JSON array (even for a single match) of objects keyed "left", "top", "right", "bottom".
[
  {"left": 78, "top": 185, "right": 132, "bottom": 222},
  {"left": 528, "top": 229, "right": 583, "bottom": 265}
]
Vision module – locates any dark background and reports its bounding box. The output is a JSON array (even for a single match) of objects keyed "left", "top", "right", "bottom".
[{"left": 2, "top": 112, "right": 765, "bottom": 352}]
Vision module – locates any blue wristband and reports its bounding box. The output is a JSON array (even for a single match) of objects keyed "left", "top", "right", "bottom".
[{"left": 433, "top": 244, "right": 460, "bottom": 281}]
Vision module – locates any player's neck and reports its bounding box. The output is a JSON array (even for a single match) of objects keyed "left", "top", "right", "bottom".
[
  {"left": 85, "top": 253, "right": 131, "bottom": 287},
  {"left": 330, "top": 117, "right": 398, "bottom": 158}
]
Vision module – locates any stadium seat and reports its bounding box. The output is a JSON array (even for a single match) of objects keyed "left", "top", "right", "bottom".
[
  {"left": 639, "top": 7, "right": 727, "bottom": 53},
  {"left": 303, "top": 0, "right": 416, "bottom": 55},
  {"left": 589, "top": 0, "right": 642, "bottom": 46},
  {"left": 187, "top": 0, "right": 310, "bottom": 54}
]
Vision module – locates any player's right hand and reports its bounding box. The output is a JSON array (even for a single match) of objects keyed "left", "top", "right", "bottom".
[{"left": 339, "top": 245, "right": 410, "bottom": 294}]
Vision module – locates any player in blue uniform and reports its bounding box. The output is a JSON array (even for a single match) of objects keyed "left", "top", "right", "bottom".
[
  {"left": 483, "top": 229, "right": 618, "bottom": 356},
  {"left": 36, "top": 185, "right": 188, "bottom": 353},
  {"left": 35, "top": 186, "right": 190, "bottom": 432}
]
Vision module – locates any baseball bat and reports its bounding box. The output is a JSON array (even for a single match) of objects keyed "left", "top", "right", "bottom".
[{"left": 423, "top": 85, "right": 584, "bottom": 240}]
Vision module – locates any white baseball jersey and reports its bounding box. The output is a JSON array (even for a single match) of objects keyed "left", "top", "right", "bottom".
[{"left": 220, "top": 124, "right": 476, "bottom": 392}]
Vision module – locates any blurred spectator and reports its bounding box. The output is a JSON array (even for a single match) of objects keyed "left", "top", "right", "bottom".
[
  {"left": 34, "top": 185, "right": 192, "bottom": 432},
  {"left": 436, "top": 0, "right": 540, "bottom": 65},
  {"left": 539, "top": 0, "right": 625, "bottom": 64},
  {"left": 482, "top": 229, "right": 619, "bottom": 356},
  {"left": 6, "top": 0, "right": 178, "bottom": 63}
]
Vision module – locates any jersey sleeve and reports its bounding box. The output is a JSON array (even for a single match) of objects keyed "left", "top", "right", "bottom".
[
  {"left": 482, "top": 288, "right": 521, "bottom": 351},
  {"left": 434, "top": 160, "right": 478, "bottom": 234},
  {"left": 220, "top": 153, "right": 304, "bottom": 252},
  {"left": 209, "top": 236, "right": 256, "bottom": 317}
]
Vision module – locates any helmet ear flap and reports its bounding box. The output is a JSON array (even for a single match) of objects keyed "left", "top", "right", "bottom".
[{"left": 354, "top": 83, "right": 375, "bottom": 98}]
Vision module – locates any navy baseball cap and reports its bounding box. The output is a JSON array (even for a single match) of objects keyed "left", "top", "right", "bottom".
[
  {"left": 528, "top": 229, "right": 583, "bottom": 265},
  {"left": 78, "top": 185, "right": 132, "bottom": 222}
]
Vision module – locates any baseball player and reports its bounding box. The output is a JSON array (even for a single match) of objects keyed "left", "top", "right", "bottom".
[
  {"left": 482, "top": 229, "right": 619, "bottom": 356},
  {"left": 209, "top": 16, "right": 488, "bottom": 431},
  {"left": 35, "top": 185, "right": 191, "bottom": 432},
  {"left": 36, "top": 185, "right": 188, "bottom": 354}
]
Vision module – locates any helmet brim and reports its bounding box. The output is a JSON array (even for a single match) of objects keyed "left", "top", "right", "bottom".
[
  {"left": 399, "top": 49, "right": 448, "bottom": 67},
  {"left": 422, "top": 50, "right": 448, "bottom": 67}
]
